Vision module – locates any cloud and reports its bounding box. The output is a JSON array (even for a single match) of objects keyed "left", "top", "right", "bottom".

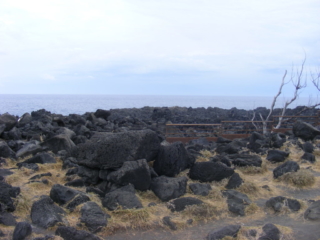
[{"left": 0, "top": 0, "right": 319, "bottom": 95}]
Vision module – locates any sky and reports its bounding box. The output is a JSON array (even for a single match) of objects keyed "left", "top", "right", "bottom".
[{"left": 0, "top": 0, "right": 319, "bottom": 98}]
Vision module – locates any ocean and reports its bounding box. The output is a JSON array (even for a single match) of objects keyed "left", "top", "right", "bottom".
[{"left": 0, "top": 94, "right": 312, "bottom": 117}]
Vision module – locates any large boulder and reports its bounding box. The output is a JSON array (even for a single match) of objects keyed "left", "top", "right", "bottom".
[
  {"left": 55, "top": 226, "right": 101, "bottom": 240},
  {"left": 94, "top": 109, "right": 111, "bottom": 120},
  {"left": 15, "top": 141, "right": 44, "bottom": 158},
  {"left": 293, "top": 121, "right": 320, "bottom": 141},
  {"left": 266, "top": 150, "right": 289, "bottom": 163},
  {"left": 31, "top": 196, "right": 67, "bottom": 229},
  {"left": 71, "top": 130, "right": 160, "bottom": 169},
  {"left": 189, "top": 161, "right": 234, "bottom": 182},
  {"left": 248, "top": 132, "right": 269, "bottom": 153},
  {"left": 0, "top": 141, "right": 16, "bottom": 159},
  {"left": 42, "top": 134, "right": 75, "bottom": 153},
  {"left": 0, "top": 113, "right": 17, "bottom": 131},
  {"left": 273, "top": 161, "right": 300, "bottom": 179},
  {"left": 50, "top": 184, "right": 83, "bottom": 205},
  {"left": 301, "top": 152, "right": 316, "bottom": 163},
  {"left": 0, "top": 211, "right": 17, "bottom": 226},
  {"left": 228, "top": 154, "right": 262, "bottom": 167},
  {"left": 0, "top": 182, "right": 20, "bottom": 212},
  {"left": 206, "top": 224, "right": 241, "bottom": 240},
  {"left": 153, "top": 142, "right": 194, "bottom": 177},
  {"left": 102, "top": 184, "right": 143, "bottom": 211},
  {"left": 222, "top": 190, "right": 252, "bottom": 216},
  {"left": 150, "top": 176, "right": 187, "bottom": 202},
  {"left": 107, "top": 159, "right": 151, "bottom": 191},
  {"left": 80, "top": 201, "right": 107, "bottom": 232},
  {"left": 17, "top": 113, "right": 32, "bottom": 127}
]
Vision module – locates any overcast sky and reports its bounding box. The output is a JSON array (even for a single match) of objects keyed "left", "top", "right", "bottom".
[{"left": 0, "top": 0, "right": 319, "bottom": 97}]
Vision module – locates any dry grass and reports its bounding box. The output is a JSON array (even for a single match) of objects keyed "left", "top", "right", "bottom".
[
  {"left": 245, "top": 203, "right": 260, "bottom": 215},
  {"left": 237, "top": 182, "right": 261, "bottom": 197},
  {"left": 278, "top": 169, "right": 316, "bottom": 188},
  {"left": 196, "top": 149, "right": 214, "bottom": 162}
]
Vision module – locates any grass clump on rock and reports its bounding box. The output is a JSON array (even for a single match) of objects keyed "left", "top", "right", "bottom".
[{"left": 278, "top": 169, "right": 315, "bottom": 188}]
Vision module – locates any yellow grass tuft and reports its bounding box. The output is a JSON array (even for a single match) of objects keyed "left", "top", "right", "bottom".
[{"left": 278, "top": 169, "right": 316, "bottom": 188}]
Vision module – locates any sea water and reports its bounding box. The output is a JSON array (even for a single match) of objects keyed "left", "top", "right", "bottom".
[{"left": 0, "top": 94, "right": 312, "bottom": 117}]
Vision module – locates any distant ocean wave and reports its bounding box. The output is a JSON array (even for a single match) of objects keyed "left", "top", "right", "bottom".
[{"left": 0, "top": 94, "right": 312, "bottom": 117}]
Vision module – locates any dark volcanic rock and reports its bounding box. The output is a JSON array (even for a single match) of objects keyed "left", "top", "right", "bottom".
[
  {"left": 206, "top": 224, "right": 241, "bottom": 240},
  {"left": 162, "top": 216, "right": 177, "bottom": 230},
  {"left": 102, "top": 184, "right": 143, "bottom": 211},
  {"left": 222, "top": 190, "right": 252, "bottom": 216},
  {"left": 42, "top": 134, "right": 75, "bottom": 153},
  {"left": 210, "top": 155, "right": 231, "bottom": 167},
  {"left": 0, "top": 182, "right": 20, "bottom": 212},
  {"left": 150, "top": 176, "right": 187, "bottom": 202},
  {"left": 50, "top": 184, "right": 82, "bottom": 205},
  {"left": 189, "top": 183, "right": 212, "bottom": 196},
  {"left": 216, "top": 141, "right": 241, "bottom": 154},
  {"left": 0, "top": 113, "right": 17, "bottom": 131},
  {"left": 154, "top": 142, "right": 194, "bottom": 177},
  {"left": 31, "top": 196, "right": 66, "bottom": 229},
  {"left": 189, "top": 161, "right": 234, "bottom": 182},
  {"left": 304, "top": 200, "right": 320, "bottom": 220},
  {"left": 0, "top": 141, "right": 16, "bottom": 159},
  {"left": 266, "top": 196, "right": 301, "bottom": 212},
  {"left": 301, "top": 152, "right": 316, "bottom": 163},
  {"left": 55, "top": 226, "right": 101, "bottom": 240},
  {"left": 66, "top": 194, "right": 90, "bottom": 211},
  {"left": 303, "top": 142, "right": 314, "bottom": 153},
  {"left": 259, "top": 223, "right": 281, "bottom": 240},
  {"left": 273, "top": 160, "right": 300, "bottom": 179},
  {"left": 80, "top": 201, "right": 107, "bottom": 232},
  {"left": 72, "top": 130, "right": 160, "bottom": 169},
  {"left": 0, "top": 211, "right": 17, "bottom": 226},
  {"left": 293, "top": 121, "right": 320, "bottom": 141},
  {"left": 20, "top": 152, "right": 56, "bottom": 164},
  {"left": 266, "top": 150, "right": 289, "bottom": 163},
  {"left": 15, "top": 141, "right": 44, "bottom": 158},
  {"left": 107, "top": 159, "right": 151, "bottom": 191},
  {"left": 225, "top": 172, "right": 243, "bottom": 189},
  {"left": 167, "top": 197, "right": 203, "bottom": 212},
  {"left": 248, "top": 132, "right": 269, "bottom": 153},
  {"left": 2, "top": 127, "right": 22, "bottom": 140},
  {"left": 65, "top": 179, "right": 85, "bottom": 187},
  {"left": 228, "top": 154, "right": 262, "bottom": 167},
  {"left": 94, "top": 109, "right": 111, "bottom": 120},
  {"left": 17, "top": 162, "right": 39, "bottom": 171},
  {"left": 77, "top": 166, "right": 100, "bottom": 185},
  {"left": 13, "top": 222, "right": 32, "bottom": 240}
]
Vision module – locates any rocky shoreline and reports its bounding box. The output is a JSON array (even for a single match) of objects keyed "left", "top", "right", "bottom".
[{"left": 1, "top": 106, "right": 320, "bottom": 240}]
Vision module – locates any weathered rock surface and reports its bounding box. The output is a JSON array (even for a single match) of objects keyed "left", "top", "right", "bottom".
[
  {"left": 189, "top": 161, "right": 234, "bottom": 182},
  {"left": 225, "top": 172, "right": 243, "bottom": 189},
  {"left": 228, "top": 154, "right": 262, "bottom": 167},
  {"left": 189, "top": 183, "right": 212, "bottom": 196},
  {"left": 102, "top": 184, "right": 143, "bottom": 210},
  {"left": 13, "top": 222, "right": 32, "bottom": 240},
  {"left": 273, "top": 161, "right": 300, "bottom": 179},
  {"left": 222, "top": 190, "right": 252, "bottom": 216},
  {"left": 293, "top": 121, "right": 320, "bottom": 141},
  {"left": 266, "top": 196, "right": 301, "bottom": 212},
  {"left": 266, "top": 150, "right": 289, "bottom": 163},
  {"left": 50, "top": 184, "right": 83, "bottom": 205},
  {"left": 304, "top": 200, "right": 320, "bottom": 220},
  {"left": 0, "top": 141, "right": 16, "bottom": 158},
  {"left": 80, "top": 201, "right": 107, "bottom": 232},
  {"left": 31, "top": 196, "right": 67, "bottom": 229},
  {"left": 72, "top": 130, "right": 160, "bottom": 169},
  {"left": 258, "top": 223, "right": 281, "bottom": 240},
  {"left": 153, "top": 142, "right": 194, "bottom": 177},
  {"left": 107, "top": 159, "right": 151, "bottom": 191},
  {"left": 0, "top": 113, "right": 17, "bottom": 131},
  {"left": 150, "top": 176, "right": 187, "bottom": 201},
  {"left": 42, "top": 134, "right": 75, "bottom": 153}
]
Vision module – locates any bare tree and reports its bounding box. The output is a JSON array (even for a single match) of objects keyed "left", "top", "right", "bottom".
[{"left": 253, "top": 58, "right": 307, "bottom": 134}]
